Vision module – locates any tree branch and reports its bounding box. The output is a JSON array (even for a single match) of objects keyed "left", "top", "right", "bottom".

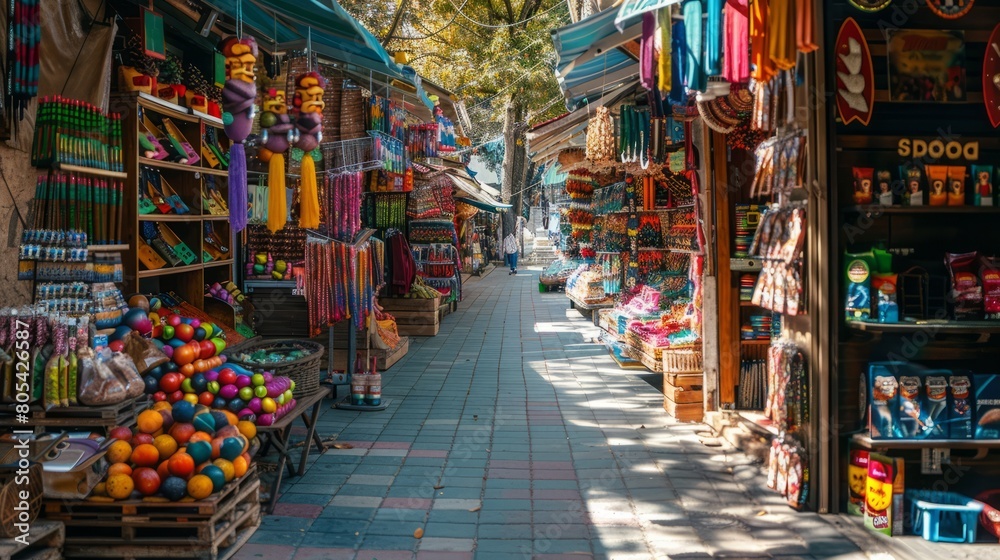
[{"left": 381, "top": 0, "right": 409, "bottom": 46}]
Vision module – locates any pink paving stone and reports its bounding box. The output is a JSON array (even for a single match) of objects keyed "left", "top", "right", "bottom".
[
  {"left": 533, "top": 461, "right": 574, "bottom": 470},
  {"left": 489, "top": 460, "right": 531, "bottom": 469},
  {"left": 534, "top": 489, "right": 582, "bottom": 500},
  {"left": 373, "top": 441, "right": 412, "bottom": 449},
  {"left": 500, "top": 489, "right": 532, "bottom": 499},
  {"left": 532, "top": 470, "right": 577, "bottom": 480},
  {"left": 416, "top": 552, "right": 472, "bottom": 560},
  {"left": 231, "top": 544, "right": 295, "bottom": 560},
  {"left": 292, "top": 547, "right": 356, "bottom": 560},
  {"left": 408, "top": 450, "right": 448, "bottom": 458},
  {"left": 489, "top": 468, "right": 532, "bottom": 479},
  {"left": 354, "top": 550, "right": 415, "bottom": 560},
  {"left": 381, "top": 497, "right": 433, "bottom": 509},
  {"left": 271, "top": 503, "right": 323, "bottom": 518}
]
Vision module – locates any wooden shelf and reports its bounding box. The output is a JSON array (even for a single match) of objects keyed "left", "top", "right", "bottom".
[
  {"left": 204, "top": 259, "right": 234, "bottom": 269},
  {"left": 52, "top": 163, "right": 128, "bottom": 179},
  {"left": 139, "top": 157, "right": 202, "bottom": 173},
  {"left": 739, "top": 301, "right": 760, "bottom": 307},
  {"left": 567, "top": 292, "right": 614, "bottom": 311},
  {"left": 736, "top": 410, "right": 779, "bottom": 437},
  {"left": 136, "top": 92, "right": 199, "bottom": 122},
  {"left": 203, "top": 215, "right": 231, "bottom": 221},
  {"left": 847, "top": 320, "right": 1000, "bottom": 336},
  {"left": 87, "top": 244, "right": 129, "bottom": 252},
  {"left": 740, "top": 339, "right": 771, "bottom": 345},
  {"left": 140, "top": 214, "right": 203, "bottom": 222},
  {"left": 200, "top": 166, "right": 229, "bottom": 176},
  {"left": 138, "top": 263, "right": 204, "bottom": 278},
  {"left": 843, "top": 205, "right": 1000, "bottom": 215},
  {"left": 852, "top": 433, "right": 1000, "bottom": 451}
]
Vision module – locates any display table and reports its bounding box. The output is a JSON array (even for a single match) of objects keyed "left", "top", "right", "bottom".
[{"left": 255, "top": 386, "right": 333, "bottom": 513}]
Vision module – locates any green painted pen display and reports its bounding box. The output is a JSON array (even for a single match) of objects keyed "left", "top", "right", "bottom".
[{"left": 31, "top": 96, "right": 123, "bottom": 172}]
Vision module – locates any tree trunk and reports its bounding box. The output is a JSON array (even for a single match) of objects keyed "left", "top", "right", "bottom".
[{"left": 501, "top": 95, "right": 528, "bottom": 237}]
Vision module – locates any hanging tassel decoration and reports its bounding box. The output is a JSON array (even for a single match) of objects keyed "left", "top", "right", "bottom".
[
  {"left": 293, "top": 72, "right": 327, "bottom": 229},
  {"left": 219, "top": 36, "right": 259, "bottom": 232},
  {"left": 267, "top": 155, "right": 287, "bottom": 232},
  {"left": 260, "top": 85, "right": 293, "bottom": 232},
  {"left": 657, "top": 8, "right": 671, "bottom": 95}
]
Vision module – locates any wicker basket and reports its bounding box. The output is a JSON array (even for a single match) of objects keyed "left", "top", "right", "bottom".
[
  {"left": 224, "top": 338, "right": 325, "bottom": 396},
  {"left": 663, "top": 348, "right": 703, "bottom": 374},
  {"left": 0, "top": 462, "right": 43, "bottom": 536}
]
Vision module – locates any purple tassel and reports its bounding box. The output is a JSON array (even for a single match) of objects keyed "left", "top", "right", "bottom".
[{"left": 230, "top": 143, "right": 248, "bottom": 232}]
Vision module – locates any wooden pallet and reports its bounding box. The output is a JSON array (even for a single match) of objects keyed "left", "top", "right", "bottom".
[
  {"left": 44, "top": 466, "right": 257, "bottom": 519},
  {"left": 55, "top": 474, "right": 260, "bottom": 559},
  {"left": 624, "top": 346, "right": 664, "bottom": 373},
  {"left": 0, "top": 520, "right": 63, "bottom": 560},
  {"left": 391, "top": 311, "right": 440, "bottom": 326},
  {"left": 663, "top": 395, "right": 704, "bottom": 422},
  {"left": 663, "top": 379, "right": 703, "bottom": 404},
  {"left": 0, "top": 397, "right": 148, "bottom": 431},
  {"left": 396, "top": 323, "right": 440, "bottom": 337}
]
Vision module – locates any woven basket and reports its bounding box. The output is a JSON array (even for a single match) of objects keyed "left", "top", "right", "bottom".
[
  {"left": 224, "top": 338, "right": 325, "bottom": 396},
  {"left": 0, "top": 463, "right": 43, "bottom": 536},
  {"left": 663, "top": 348, "right": 703, "bottom": 373}
]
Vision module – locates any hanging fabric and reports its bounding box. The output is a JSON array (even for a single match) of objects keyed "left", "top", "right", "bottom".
[
  {"left": 750, "top": 0, "right": 773, "bottom": 81},
  {"left": 767, "top": 0, "right": 797, "bottom": 71},
  {"left": 640, "top": 12, "right": 658, "bottom": 91},
  {"left": 6, "top": 0, "right": 41, "bottom": 126},
  {"left": 704, "top": 0, "right": 722, "bottom": 76},
  {"left": 796, "top": 0, "right": 818, "bottom": 53},
  {"left": 670, "top": 19, "right": 687, "bottom": 104},
  {"left": 657, "top": 8, "right": 672, "bottom": 94},
  {"left": 683, "top": 0, "right": 704, "bottom": 92},
  {"left": 724, "top": 0, "right": 750, "bottom": 82}
]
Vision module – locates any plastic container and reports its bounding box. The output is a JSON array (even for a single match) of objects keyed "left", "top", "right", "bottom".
[
  {"left": 975, "top": 489, "right": 1000, "bottom": 542},
  {"left": 907, "top": 489, "right": 984, "bottom": 543}
]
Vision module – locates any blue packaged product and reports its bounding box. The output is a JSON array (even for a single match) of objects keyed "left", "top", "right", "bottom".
[{"left": 974, "top": 374, "right": 1000, "bottom": 439}]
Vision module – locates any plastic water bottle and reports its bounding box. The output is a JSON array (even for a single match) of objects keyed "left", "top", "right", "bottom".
[
  {"left": 351, "top": 355, "right": 367, "bottom": 406},
  {"left": 366, "top": 356, "right": 382, "bottom": 406}
]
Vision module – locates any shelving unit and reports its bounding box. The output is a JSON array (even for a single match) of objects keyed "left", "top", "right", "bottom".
[
  {"left": 115, "top": 92, "right": 233, "bottom": 310},
  {"left": 851, "top": 434, "right": 1000, "bottom": 451}
]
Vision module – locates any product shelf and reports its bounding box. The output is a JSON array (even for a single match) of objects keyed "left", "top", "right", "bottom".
[
  {"left": 842, "top": 205, "right": 1000, "bottom": 215},
  {"left": 847, "top": 320, "right": 1000, "bottom": 342},
  {"left": 52, "top": 163, "right": 129, "bottom": 179},
  {"left": 851, "top": 433, "right": 1000, "bottom": 451}
]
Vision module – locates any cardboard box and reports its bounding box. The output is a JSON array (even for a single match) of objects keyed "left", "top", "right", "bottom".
[
  {"left": 922, "top": 372, "right": 949, "bottom": 439},
  {"left": 847, "top": 448, "right": 869, "bottom": 516},
  {"left": 974, "top": 374, "right": 1000, "bottom": 439},
  {"left": 864, "top": 362, "right": 905, "bottom": 439}
]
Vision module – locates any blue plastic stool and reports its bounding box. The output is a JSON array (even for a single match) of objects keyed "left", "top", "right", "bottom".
[{"left": 907, "top": 490, "right": 984, "bottom": 543}]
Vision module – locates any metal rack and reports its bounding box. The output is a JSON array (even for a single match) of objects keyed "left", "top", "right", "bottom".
[{"left": 320, "top": 137, "right": 381, "bottom": 174}]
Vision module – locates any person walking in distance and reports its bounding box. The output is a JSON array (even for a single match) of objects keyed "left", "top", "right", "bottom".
[
  {"left": 503, "top": 232, "right": 519, "bottom": 275},
  {"left": 541, "top": 194, "right": 550, "bottom": 230}
]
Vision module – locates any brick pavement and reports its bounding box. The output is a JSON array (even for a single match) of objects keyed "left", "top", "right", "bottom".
[{"left": 234, "top": 267, "right": 869, "bottom": 560}]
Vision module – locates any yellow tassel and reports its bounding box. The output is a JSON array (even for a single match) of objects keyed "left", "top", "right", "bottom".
[
  {"left": 658, "top": 7, "right": 671, "bottom": 94},
  {"left": 267, "top": 154, "right": 287, "bottom": 233},
  {"left": 298, "top": 154, "right": 320, "bottom": 229}
]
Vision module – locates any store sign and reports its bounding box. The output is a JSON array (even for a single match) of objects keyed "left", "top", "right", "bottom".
[
  {"left": 897, "top": 138, "right": 979, "bottom": 160},
  {"left": 835, "top": 18, "right": 875, "bottom": 126}
]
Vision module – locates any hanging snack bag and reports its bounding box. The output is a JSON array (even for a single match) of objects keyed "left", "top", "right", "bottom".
[
  {"left": 981, "top": 256, "right": 1000, "bottom": 319},
  {"left": 847, "top": 448, "right": 869, "bottom": 515},
  {"left": 844, "top": 251, "right": 875, "bottom": 321},
  {"left": 925, "top": 165, "right": 948, "bottom": 206},
  {"left": 923, "top": 373, "right": 948, "bottom": 438},
  {"left": 865, "top": 453, "right": 897, "bottom": 535},
  {"left": 852, "top": 167, "right": 874, "bottom": 204},
  {"left": 949, "top": 373, "right": 974, "bottom": 438},
  {"left": 901, "top": 165, "right": 924, "bottom": 206},
  {"left": 948, "top": 166, "right": 967, "bottom": 206},
  {"left": 864, "top": 362, "right": 901, "bottom": 438},
  {"left": 871, "top": 274, "right": 899, "bottom": 323},
  {"left": 896, "top": 375, "right": 923, "bottom": 438},
  {"left": 945, "top": 251, "right": 983, "bottom": 320},
  {"left": 971, "top": 164, "right": 994, "bottom": 206}
]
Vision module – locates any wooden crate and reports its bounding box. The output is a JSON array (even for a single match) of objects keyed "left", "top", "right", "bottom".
[
  {"left": 663, "top": 395, "right": 704, "bottom": 422},
  {"left": 396, "top": 323, "right": 440, "bottom": 337},
  {"left": 375, "top": 337, "right": 409, "bottom": 370},
  {"left": 49, "top": 470, "right": 260, "bottom": 560},
  {"left": 0, "top": 519, "right": 63, "bottom": 560},
  {"left": 0, "top": 397, "right": 148, "bottom": 432},
  {"left": 379, "top": 296, "right": 441, "bottom": 312},
  {"left": 663, "top": 375, "right": 703, "bottom": 405},
  {"left": 390, "top": 311, "right": 439, "bottom": 326}
]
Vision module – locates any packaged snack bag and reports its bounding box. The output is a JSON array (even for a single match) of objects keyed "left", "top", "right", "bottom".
[
  {"left": 853, "top": 167, "right": 874, "bottom": 204},
  {"left": 876, "top": 170, "right": 894, "bottom": 205},
  {"left": 949, "top": 374, "right": 974, "bottom": 438},
  {"left": 864, "top": 363, "right": 901, "bottom": 439},
  {"left": 926, "top": 165, "right": 948, "bottom": 206},
  {"left": 847, "top": 448, "right": 869, "bottom": 515},
  {"left": 923, "top": 374, "right": 948, "bottom": 438},
  {"left": 845, "top": 251, "right": 876, "bottom": 321},
  {"left": 975, "top": 374, "right": 1000, "bottom": 439},
  {"left": 981, "top": 256, "right": 1000, "bottom": 320},
  {"left": 971, "top": 165, "right": 994, "bottom": 206},
  {"left": 865, "top": 453, "right": 899, "bottom": 535},
  {"left": 945, "top": 252, "right": 983, "bottom": 320},
  {"left": 948, "top": 166, "right": 967, "bottom": 206},
  {"left": 901, "top": 165, "right": 924, "bottom": 206},
  {"left": 872, "top": 274, "right": 899, "bottom": 323},
  {"left": 897, "top": 375, "right": 923, "bottom": 438}
]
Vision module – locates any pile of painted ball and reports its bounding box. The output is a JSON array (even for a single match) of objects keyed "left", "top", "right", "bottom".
[{"left": 246, "top": 253, "right": 289, "bottom": 280}]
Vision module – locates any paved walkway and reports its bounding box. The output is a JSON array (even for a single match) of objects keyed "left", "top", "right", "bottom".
[{"left": 235, "top": 267, "right": 867, "bottom": 560}]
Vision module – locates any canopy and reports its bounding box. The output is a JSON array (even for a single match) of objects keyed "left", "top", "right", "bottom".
[
  {"left": 614, "top": 0, "right": 683, "bottom": 31},
  {"left": 455, "top": 196, "right": 511, "bottom": 213},
  {"left": 445, "top": 171, "right": 510, "bottom": 212},
  {"left": 200, "top": 0, "right": 433, "bottom": 108},
  {"left": 551, "top": 7, "right": 642, "bottom": 110}
]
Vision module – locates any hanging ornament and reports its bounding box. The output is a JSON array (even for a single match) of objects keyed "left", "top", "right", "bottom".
[
  {"left": 293, "top": 71, "right": 327, "bottom": 229},
  {"left": 986, "top": 23, "right": 1000, "bottom": 128},
  {"left": 926, "top": 0, "right": 974, "bottom": 19},
  {"left": 259, "top": 84, "right": 294, "bottom": 232},
  {"left": 834, "top": 18, "right": 875, "bottom": 126},
  {"left": 219, "top": 36, "right": 259, "bottom": 232}
]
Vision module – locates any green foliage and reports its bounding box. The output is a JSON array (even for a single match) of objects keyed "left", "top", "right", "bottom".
[{"left": 339, "top": 0, "right": 569, "bottom": 140}]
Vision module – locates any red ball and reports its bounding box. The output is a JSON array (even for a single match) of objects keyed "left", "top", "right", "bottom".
[
  {"left": 198, "top": 391, "right": 215, "bottom": 407},
  {"left": 199, "top": 340, "right": 216, "bottom": 360},
  {"left": 218, "top": 368, "right": 237, "bottom": 386},
  {"left": 159, "top": 373, "right": 182, "bottom": 393},
  {"left": 175, "top": 324, "right": 195, "bottom": 343},
  {"left": 153, "top": 391, "right": 168, "bottom": 402},
  {"left": 167, "top": 315, "right": 182, "bottom": 327},
  {"left": 167, "top": 390, "right": 185, "bottom": 403},
  {"left": 108, "top": 340, "right": 125, "bottom": 353}
]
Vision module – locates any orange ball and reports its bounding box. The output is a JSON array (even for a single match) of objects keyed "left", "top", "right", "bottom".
[
  {"left": 131, "top": 443, "right": 160, "bottom": 468},
  {"left": 168, "top": 452, "right": 195, "bottom": 478}
]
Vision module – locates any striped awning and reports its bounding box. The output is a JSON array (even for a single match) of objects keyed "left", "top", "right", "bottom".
[{"left": 614, "top": 0, "right": 683, "bottom": 31}]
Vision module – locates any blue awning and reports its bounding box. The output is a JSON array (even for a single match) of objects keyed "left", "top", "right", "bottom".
[
  {"left": 455, "top": 197, "right": 512, "bottom": 213},
  {"left": 201, "top": 0, "right": 432, "bottom": 108},
  {"left": 614, "top": 0, "right": 683, "bottom": 31},
  {"left": 551, "top": 7, "right": 643, "bottom": 110}
]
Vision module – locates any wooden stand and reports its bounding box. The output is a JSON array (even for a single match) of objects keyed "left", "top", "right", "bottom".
[
  {"left": 0, "top": 520, "right": 63, "bottom": 560},
  {"left": 0, "top": 397, "right": 148, "bottom": 433},
  {"left": 380, "top": 297, "right": 442, "bottom": 336}
]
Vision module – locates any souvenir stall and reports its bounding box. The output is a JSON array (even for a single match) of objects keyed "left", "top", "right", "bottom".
[
  {"left": 0, "top": 1, "right": 456, "bottom": 557},
  {"left": 822, "top": 0, "right": 1000, "bottom": 550}
]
